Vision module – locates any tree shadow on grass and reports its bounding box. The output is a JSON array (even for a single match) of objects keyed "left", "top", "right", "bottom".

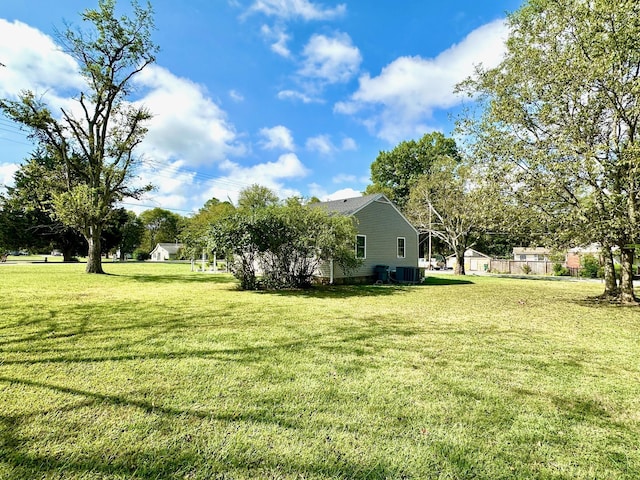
[
  {"left": 254, "top": 283, "right": 415, "bottom": 299},
  {"left": 0, "top": 317, "right": 416, "bottom": 479},
  {"left": 421, "top": 276, "right": 475, "bottom": 286},
  {"left": 0, "top": 376, "right": 402, "bottom": 479},
  {"left": 119, "top": 273, "right": 237, "bottom": 284},
  {"left": 572, "top": 295, "right": 640, "bottom": 309}
]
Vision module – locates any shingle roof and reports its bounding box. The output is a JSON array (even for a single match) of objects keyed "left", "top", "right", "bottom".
[
  {"left": 311, "top": 193, "right": 384, "bottom": 216},
  {"left": 156, "top": 243, "right": 183, "bottom": 254}
]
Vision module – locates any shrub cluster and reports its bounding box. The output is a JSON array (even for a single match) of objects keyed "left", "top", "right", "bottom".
[
  {"left": 553, "top": 263, "right": 570, "bottom": 276},
  {"left": 209, "top": 202, "right": 361, "bottom": 290},
  {"left": 580, "top": 254, "right": 600, "bottom": 278}
]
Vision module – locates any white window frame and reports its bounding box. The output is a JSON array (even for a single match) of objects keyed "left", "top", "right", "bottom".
[
  {"left": 355, "top": 235, "right": 366, "bottom": 259},
  {"left": 397, "top": 237, "right": 406, "bottom": 258}
]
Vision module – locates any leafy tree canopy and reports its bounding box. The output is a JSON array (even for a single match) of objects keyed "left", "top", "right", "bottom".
[
  {"left": 138, "top": 207, "right": 184, "bottom": 251},
  {"left": 367, "top": 132, "right": 460, "bottom": 210},
  {"left": 237, "top": 184, "right": 280, "bottom": 211},
  {"left": 457, "top": 0, "right": 640, "bottom": 302},
  {"left": 406, "top": 156, "right": 487, "bottom": 275},
  {"left": 0, "top": 0, "right": 158, "bottom": 273}
]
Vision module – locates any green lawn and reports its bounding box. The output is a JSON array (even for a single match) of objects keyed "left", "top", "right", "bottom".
[{"left": 0, "top": 263, "right": 638, "bottom": 479}]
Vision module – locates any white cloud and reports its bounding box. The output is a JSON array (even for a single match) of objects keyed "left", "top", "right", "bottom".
[
  {"left": 133, "top": 65, "right": 244, "bottom": 166},
  {"left": 305, "top": 134, "right": 357, "bottom": 155},
  {"left": 203, "top": 153, "right": 309, "bottom": 204},
  {"left": 332, "top": 173, "right": 356, "bottom": 184},
  {"left": 341, "top": 137, "right": 357, "bottom": 151},
  {"left": 246, "top": 0, "right": 346, "bottom": 21},
  {"left": 229, "top": 89, "right": 245, "bottom": 102},
  {"left": 261, "top": 24, "right": 292, "bottom": 58},
  {"left": 0, "top": 19, "right": 244, "bottom": 172},
  {"left": 0, "top": 19, "right": 85, "bottom": 106},
  {"left": 306, "top": 134, "right": 334, "bottom": 154},
  {"left": 335, "top": 19, "right": 509, "bottom": 142},
  {"left": 299, "top": 33, "right": 361, "bottom": 84},
  {"left": 308, "top": 183, "right": 361, "bottom": 201},
  {"left": 259, "top": 125, "right": 295, "bottom": 151},
  {"left": 126, "top": 158, "right": 198, "bottom": 213},
  {"left": 277, "top": 89, "right": 320, "bottom": 104},
  {"left": 0, "top": 162, "right": 20, "bottom": 192}
]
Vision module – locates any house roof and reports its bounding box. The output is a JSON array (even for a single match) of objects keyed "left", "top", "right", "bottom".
[
  {"left": 154, "top": 243, "right": 183, "bottom": 254},
  {"left": 446, "top": 248, "right": 491, "bottom": 259},
  {"left": 312, "top": 193, "right": 385, "bottom": 216},
  {"left": 513, "top": 247, "right": 551, "bottom": 255},
  {"left": 312, "top": 193, "right": 419, "bottom": 235}
]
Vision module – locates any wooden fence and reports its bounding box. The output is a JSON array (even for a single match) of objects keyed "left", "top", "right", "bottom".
[{"left": 488, "top": 260, "right": 556, "bottom": 276}]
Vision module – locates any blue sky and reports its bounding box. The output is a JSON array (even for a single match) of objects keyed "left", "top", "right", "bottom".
[{"left": 0, "top": 0, "right": 523, "bottom": 214}]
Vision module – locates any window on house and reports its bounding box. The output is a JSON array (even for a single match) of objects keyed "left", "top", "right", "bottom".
[
  {"left": 356, "top": 235, "right": 366, "bottom": 259},
  {"left": 519, "top": 254, "right": 527, "bottom": 261},
  {"left": 537, "top": 254, "right": 546, "bottom": 261},
  {"left": 397, "top": 237, "right": 406, "bottom": 258}
]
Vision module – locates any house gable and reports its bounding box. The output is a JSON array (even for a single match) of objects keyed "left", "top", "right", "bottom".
[
  {"left": 150, "top": 243, "right": 184, "bottom": 261},
  {"left": 313, "top": 194, "right": 419, "bottom": 280}
]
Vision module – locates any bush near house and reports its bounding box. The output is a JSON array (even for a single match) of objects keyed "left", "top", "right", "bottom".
[
  {"left": 210, "top": 202, "right": 360, "bottom": 290},
  {"left": 553, "top": 263, "right": 570, "bottom": 276},
  {"left": 580, "top": 254, "right": 600, "bottom": 278}
]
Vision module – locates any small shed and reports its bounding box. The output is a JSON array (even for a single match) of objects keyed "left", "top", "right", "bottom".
[
  {"left": 150, "top": 243, "right": 183, "bottom": 261},
  {"left": 446, "top": 248, "right": 491, "bottom": 272}
]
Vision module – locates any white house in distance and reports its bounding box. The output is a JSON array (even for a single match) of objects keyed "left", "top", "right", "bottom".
[
  {"left": 312, "top": 194, "right": 419, "bottom": 283},
  {"left": 513, "top": 247, "right": 551, "bottom": 262},
  {"left": 446, "top": 248, "right": 492, "bottom": 272},
  {"left": 150, "top": 243, "right": 184, "bottom": 261}
]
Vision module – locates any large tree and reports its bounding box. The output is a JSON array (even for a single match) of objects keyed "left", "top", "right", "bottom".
[
  {"left": 0, "top": 0, "right": 157, "bottom": 273},
  {"left": 237, "top": 184, "right": 280, "bottom": 212},
  {"left": 458, "top": 0, "right": 640, "bottom": 303},
  {"left": 1, "top": 150, "right": 86, "bottom": 260},
  {"left": 366, "top": 132, "right": 460, "bottom": 210},
  {"left": 406, "top": 156, "right": 488, "bottom": 275},
  {"left": 181, "top": 197, "right": 235, "bottom": 261},
  {"left": 138, "top": 207, "right": 183, "bottom": 251}
]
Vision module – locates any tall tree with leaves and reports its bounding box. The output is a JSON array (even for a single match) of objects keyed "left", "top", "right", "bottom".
[
  {"left": 181, "top": 198, "right": 235, "bottom": 261},
  {"left": 0, "top": 0, "right": 157, "bottom": 273},
  {"left": 406, "top": 157, "right": 488, "bottom": 275},
  {"left": 366, "top": 132, "right": 460, "bottom": 210},
  {"left": 458, "top": 0, "right": 640, "bottom": 303},
  {"left": 1, "top": 150, "right": 87, "bottom": 260},
  {"left": 138, "top": 207, "right": 183, "bottom": 251},
  {"left": 237, "top": 184, "right": 280, "bottom": 211}
]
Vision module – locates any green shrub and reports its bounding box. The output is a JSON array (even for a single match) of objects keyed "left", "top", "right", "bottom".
[
  {"left": 521, "top": 264, "right": 532, "bottom": 275},
  {"left": 134, "top": 249, "right": 150, "bottom": 261},
  {"left": 580, "top": 254, "right": 600, "bottom": 278},
  {"left": 553, "top": 263, "right": 570, "bottom": 276}
]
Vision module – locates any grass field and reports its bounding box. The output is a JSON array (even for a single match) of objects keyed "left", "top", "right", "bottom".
[{"left": 0, "top": 263, "right": 638, "bottom": 479}]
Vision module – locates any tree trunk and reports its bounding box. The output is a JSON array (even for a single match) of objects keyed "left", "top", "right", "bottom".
[
  {"left": 62, "top": 245, "right": 75, "bottom": 263},
  {"left": 619, "top": 247, "right": 637, "bottom": 304},
  {"left": 601, "top": 243, "right": 619, "bottom": 298},
  {"left": 454, "top": 248, "right": 466, "bottom": 275},
  {"left": 85, "top": 225, "right": 105, "bottom": 274}
]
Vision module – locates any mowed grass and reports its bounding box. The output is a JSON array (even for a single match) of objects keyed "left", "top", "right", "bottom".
[{"left": 0, "top": 263, "right": 638, "bottom": 479}]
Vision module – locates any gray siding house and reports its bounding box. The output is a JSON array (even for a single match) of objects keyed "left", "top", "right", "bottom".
[{"left": 313, "top": 194, "right": 419, "bottom": 283}]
